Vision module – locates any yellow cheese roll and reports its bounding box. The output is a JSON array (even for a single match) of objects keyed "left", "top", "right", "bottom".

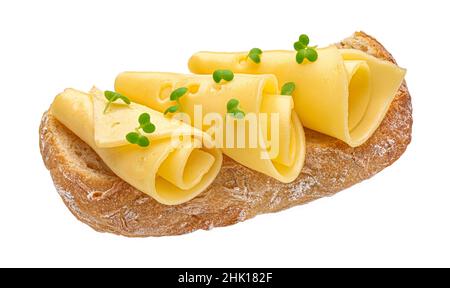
[
  {"left": 188, "top": 47, "right": 406, "bottom": 147},
  {"left": 115, "top": 73, "right": 305, "bottom": 183},
  {"left": 50, "top": 87, "right": 222, "bottom": 205}
]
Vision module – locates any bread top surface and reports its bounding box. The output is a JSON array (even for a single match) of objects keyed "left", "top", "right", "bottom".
[{"left": 39, "top": 32, "right": 412, "bottom": 237}]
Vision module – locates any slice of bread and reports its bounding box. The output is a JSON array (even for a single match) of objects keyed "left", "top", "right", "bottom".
[{"left": 39, "top": 32, "right": 412, "bottom": 237}]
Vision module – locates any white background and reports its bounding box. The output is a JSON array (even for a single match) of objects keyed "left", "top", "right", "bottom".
[{"left": 1, "top": 0, "right": 449, "bottom": 268}]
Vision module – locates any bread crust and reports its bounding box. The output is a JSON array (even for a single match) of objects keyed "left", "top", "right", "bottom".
[{"left": 39, "top": 32, "right": 412, "bottom": 237}]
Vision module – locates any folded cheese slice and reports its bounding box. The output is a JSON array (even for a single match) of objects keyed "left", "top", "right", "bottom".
[
  {"left": 188, "top": 46, "right": 406, "bottom": 147},
  {"left": 115, "top": 73, "right": 306, "bottom": 183},
  {"left": 50, "top": 87, "right": 222, "bottom": 205}
]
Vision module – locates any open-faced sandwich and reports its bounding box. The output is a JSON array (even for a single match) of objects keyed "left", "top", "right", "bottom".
[{"left": 40, "top": 32, "right": 411, "bottom": 237}]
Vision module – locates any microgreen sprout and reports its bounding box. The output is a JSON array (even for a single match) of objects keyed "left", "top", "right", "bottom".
[
  {"left": 164, "top": 87, "right": 188, "bottom": 115},
  {"left": 293, "top": 34, "right": 318, "bottom": 64},
  {"left": 247, "top": 48, "right": 263, "bottom": 64},
  {"left": 125, "top": 113, "right": 156, "bottom": 147},
  {"left": 281, "top": 82, "right": 296, "bottom": 96},
  {"left": 213, "top": 69, "right": 234, "bottom": 83},
  {"left": 104, "top": 90, "right": 131, "bottom": 113},
  {"left": 227, "top": 99, "right": 245, "bottom": 119}
]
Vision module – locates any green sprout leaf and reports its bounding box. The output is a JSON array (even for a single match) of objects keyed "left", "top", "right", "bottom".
[
  {"left": 250, "top": 48, "right": 262, "bottom": 55},
  {"left": 227, "top": 98, "right": 239, "bottom": 111},
  {"left": 120, "top": 96, "right": 131, "bottom": 104},
  {"left": 142, "top": 123, "right": 156, "bottom": 133},
  {"left": 104, "top": 90, "right": 116, "bottom": 101},
  {"left": 104, "top": 90, "right": 131, "bottom": 113},
  {"left": 222, "top": 70, "right": 234, "bottom": 81},
  {"left": 170, "top": 87, "right": 188, "bottom": 101},
  {"left": 305, "top": 48, "right": 318, "bottom": 62},
  {"left": 164, "top": 104, "right": 180, "bottom": 115},
  {"left": 227, "top": 98, "right": 245, "bottom": 119},
  {"left": 299, "top": 34, "right": 309, "bottom": 46},
  {"left": 126, "top": 132, "right": 140, "bottom": 144},
  {"left": 164, "top": 87, "right": 188, "bottom": 116},
  {"left": 294, "top": 35, "right": 310, "bottom": 50},
  {"left": 125, "top": 113, "right": 156, "bottom": 148},
  {"left": 248, "top": 48, "right": 263, "bottom": 64},
  {"left": 213, "top": 70, "right": 222, "bottom": 83},
  {"left": 137, "top": 136, "right": 150, "bottom": 147},
  {"left": 281, "top": 82, "right": 296, "bottom": 96},
  {"left": 213, "top": 69, "right": 234, "bottom": 83},
  {"left": 294, "top": 34, "right": 318, "bottom": 64},
  {"left": 138, "top": 113, "right": 151, "bottom": 125},
  {"left": 293, "top": 41, "right": 306, "bottom": 51},
  {"left": 249, "top": 54, "right": 260, "bottom": 63},
  {"left": 296, "top": 49, "right": 306, "bottom": 64},
  {"left": 137, "top": 113, "right": 156, "bottom": 133}
]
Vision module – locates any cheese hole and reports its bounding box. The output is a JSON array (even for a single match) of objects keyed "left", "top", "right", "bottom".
[
  {"left": 187, "top": 83, "right": 200, "bottom": 94},
  {"left": 211, "top": 84, "right": 222, "bottom": 91},
  {"left": 238, "top": 56, "right": 248, "bottom": 65},
  {"left": 158, "top": 82, "right": 173, "bottom": 101}
]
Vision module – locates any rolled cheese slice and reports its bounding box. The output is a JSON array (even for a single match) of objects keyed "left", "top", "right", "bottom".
[
  {"left": 50, "top": 87, "right": 222, "bottom": 205},
  {"left": 115, "top": 72, "right": 306, "bottom": 183},
  {"left": 188, "top": 46, "right": 406, "bottom": 147}
]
